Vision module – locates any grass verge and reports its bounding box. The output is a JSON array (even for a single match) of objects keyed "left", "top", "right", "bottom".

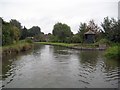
[
  {"left": 2, "top": 40, "right": 34, "bottom": 56},
  {"left": 104, "top": 44, "right": 120, "bottom": 60},
  {"left": 35, "top": 42, "right": 101, "bottom": 48},
  {"left": 35, "top": 42, "right": 77, "bottom": 47}
]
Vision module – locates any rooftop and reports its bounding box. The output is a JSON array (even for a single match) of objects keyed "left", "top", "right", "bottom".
[{"left": 84, "top": 30, "right": 95, "bottom": 35}]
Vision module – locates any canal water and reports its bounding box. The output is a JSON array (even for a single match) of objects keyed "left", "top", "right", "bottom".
[{"left": 1, "top": 44, "right": 120, "bottom": 88}]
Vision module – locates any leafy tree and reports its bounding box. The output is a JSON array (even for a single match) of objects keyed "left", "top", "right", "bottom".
[
  {"left": 28, "top": 26, "right": 41, "bottom": 37},
  {"left": 101, "top": 17, "right": 113, "bottom": 40},
  {"left": 52, "top": 22, "right": 73, "bottom": 42},
  {"left": 20, "top": 26, "right": 28, "bottom": 39},
  {"left": 10, "top": 25, "right": 20, "bottom": 43},
  {"left": 0, "top": 17, "right": 2, "bottom": 46},
  {"left": 10, "top": 19, "right": 22, "bottom": 30},
  {"left": 34, "top": 33, "right": 46, "bottom": 42},
  {"left": 88, "top": 20, "right": 101, "bottom": 33},
  {"left": 10, "top": 19, "right": 23, "bottom": 39},
  {"left": 2, "top": 22, "right": 12, "bottom": 45},
  {"left": 88, "top": 20, "right": 102, "bottom": 42},
  {"left": 78, "top": 20, "right": 101, "bottom": 43},
  {"left": 110, "top": 19, "right": 120, "bottom": 42},
  {"left": 71, "top": 34, "right": 81, "bottom": 43},
  {"left": 78, "top": 23, "right": 88, "bottom": 43},
  {"left": 49, "top": 35, "right": 59, "bottom": 42},
  {"left": 2, "top": 20, "right": 20, "bottom": 45},
  {"left": 101, "top": 17, "right": 120, "bottom": 42}
]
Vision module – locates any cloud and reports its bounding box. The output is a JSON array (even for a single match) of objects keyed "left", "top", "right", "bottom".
[{"left": 0, "top": 0, "right": 119, "bottom": 34}]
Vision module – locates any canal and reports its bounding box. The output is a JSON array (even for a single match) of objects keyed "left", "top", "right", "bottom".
[{"left": 1, "top": 44, "right": 120, "bottom": 88}]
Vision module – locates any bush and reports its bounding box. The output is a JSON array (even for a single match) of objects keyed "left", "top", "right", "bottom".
[
  {"left": 25, "top": 38, "right": 33, "bottom": 43},
  {"left": 105, "top": 45, "right": 120, "bottom": 60},
  {"left": 95, "top": 39, "right": 111, "bottom": 45}
]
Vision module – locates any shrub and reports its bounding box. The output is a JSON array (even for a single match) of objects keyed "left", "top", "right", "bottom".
[
  {"left": 25, "top": 38, "right": 33, "bottom": 43},
  {"left": 105, "top": 45, "right": 120, "bottom": 60},
  {"left": 95, "top": 39, "right": 111, "bottom": 45}
]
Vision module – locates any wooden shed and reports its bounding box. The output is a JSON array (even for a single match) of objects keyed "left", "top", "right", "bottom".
[{"left": 84, "top": 30, "right": 95, "bottom": 43}]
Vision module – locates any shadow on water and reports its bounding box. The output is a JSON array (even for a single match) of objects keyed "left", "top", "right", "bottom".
[
  {"left": 103, "top": 58, "right": 120, "bottom": 83},
  {"left": 53, "top": 46, "right": 71, "bottom": 55},
  {"left": 52, "top": 46, "right": 72, "bottom": 63},
  {"left": 32, "top": 44, "right": 45, "bottom": 57},
  {"left": 2, "top": 44, "right": 45, "bottom": 80},
  {"left": 77, "top": 50, "right": 120, "bottom": 88},
  {"left": 79, "top": 51, "right": 99, "bottom": 67},
  {"left": 104, "top": 58, "right": 120, "bottom": 71}
]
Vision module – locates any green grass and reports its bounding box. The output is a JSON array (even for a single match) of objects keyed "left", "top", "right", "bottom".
[
  {"left": 35, "top": 42, "right": 100, "bottom": 48},
  {"left": 104, "top": 44, "right": 120, "bottom": 60},
  {"left": 35, "top": 42, "right": 77, "bottom": 47},
  {"left": 76, "top": 43, "right": 99, "bottom": 48},
  {"left": 2, "top": 40, "right": 33, "bottom": 54}
]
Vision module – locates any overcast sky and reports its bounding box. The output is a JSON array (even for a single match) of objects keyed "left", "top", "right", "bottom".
[{"left": 0, "top": 0, "right": 119, "bottom": 34}]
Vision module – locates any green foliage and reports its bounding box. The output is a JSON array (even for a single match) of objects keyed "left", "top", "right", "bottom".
[
  {"left": 78, "top": 23, "right": 88, "bottom": 43},
  {"left": 2, "top": 17, "right": 120, "bottom": 47},
  {"left": 78, "top": 20, "right": 101, "bottom": 43},
  {"left": 101, "top": 17, "right": 120, "bottom": 43},
  {"left": 52, "top": 22, "right": 73, "bottom": 42},
  {"left": 71, "top": 34, "right": 81, "bottom": 43},
  {"left": 64, "top": 37, "right": 72, "bottom": 43},
  {"left": 88, "top": 20, "right": 101, "bottom": 33},
  {"left": 20, "top": 26, "right": 28, "bottom": 39},
  {"left": 105, "top": 45, "right": 120, "bottom": 60},
  {"left": 25, "top": 38, "right": 33, "bottom": 43},
  {"left": 34, "top": 33, "right": 46, "bottom": 42},
  {"left": 10, "top": 19, "right": 22, "bottom": 39},
  {"left": 111, "top": 20, "right": 120, "bottom": 42},
  {"left": 36, "top": 42, "right": 76, "bottom": 47},
  {"left": 95, "top": 38, "right": 111, "bottom": 45},
  {"left": 49, "top": 35, "right": 59, "bottom": 42},
  {"left": 2, "top": 41, "right": 33, "bottom": 55},
  {"left": 10, "top": 19, "right": 22, "bottom": 30},
  {"left": 2, "top": 21, "right": 20, "bottom": 46},
  {"left": 11, "top": 26, "right": 20, "bottom": 41},
  {"left": 28, "top": 26, "right": 41, "bottom": 37}
]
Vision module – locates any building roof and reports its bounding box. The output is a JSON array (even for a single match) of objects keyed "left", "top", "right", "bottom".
[{"left": 84, "top": 30, "right": 95, "bottom": 35}]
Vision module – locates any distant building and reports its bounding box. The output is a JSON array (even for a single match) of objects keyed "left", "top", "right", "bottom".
[
  {"left": 118, "top": 1, "right": 120, "bottom": 20},
  {"left": 84, "top": 30, "right": 95, "bottom": 43}
]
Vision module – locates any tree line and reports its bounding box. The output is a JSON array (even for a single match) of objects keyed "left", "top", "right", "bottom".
[
  {"left": 1, "top": 18, "right": 42, "bottom": 46},
  {"left": 50, "top": 17, "right": 120, "bottom": 43},
  {"left": 1, "top": 16, "right": 120, "bottom": 46}
]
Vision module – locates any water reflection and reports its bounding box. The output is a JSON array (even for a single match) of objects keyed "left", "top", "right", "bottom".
[
  {"left": 2, "top": 45, "right": 120, "bottom": 88},
  {"left": 53, "top": 46, "right": 71, "bottom": 55},
  {"left": 103, "top": 58, "right": 120, "bottom": 85},
  {"left": 2, "top": 44, "right": 45, "bottom": 76},
  {"left": 52, "top": 46, "right": 72, "bottom": 63},
  {"left": 79, "top": 51, "right": 98, "bottom": 67},
  {"left": 32, "top": 44, "right": 45, "bottom": 57}
]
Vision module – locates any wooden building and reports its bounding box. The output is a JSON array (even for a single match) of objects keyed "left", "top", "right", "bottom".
[{"left": 84, "top": 30, "right": 95, "bottom": 43}]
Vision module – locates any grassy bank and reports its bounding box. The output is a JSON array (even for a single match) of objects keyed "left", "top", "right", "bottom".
[
  {"left": 2, "top": 40, "right": 34, "bottom": 56},
  {"left": 104, "top": 44, "right": 120, "bottom": 60},
  {"left": 35, "top": 42, "right": 106, "bottom": 50},
  {"left": 35, "top": 42, "right": 77, "bottom": 47},
  {"left": 37, "top": 42, "right": 119, "bottom": 60}
]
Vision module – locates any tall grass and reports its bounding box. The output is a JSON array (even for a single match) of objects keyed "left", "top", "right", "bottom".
[
  {"left": 2, "top": 40, "right": 33, "bottom": 56},
  {"left": 105, "top": 45, "right": 120, "bottom": 60}
]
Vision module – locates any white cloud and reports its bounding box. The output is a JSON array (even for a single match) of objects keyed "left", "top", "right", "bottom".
[{"left": 0, "top": 0, "right": 119, "bottom": 34}]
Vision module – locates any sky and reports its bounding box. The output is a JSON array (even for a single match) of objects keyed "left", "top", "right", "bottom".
[{"left": 0, "top": 0, "right": 119, "bottom": 34}]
